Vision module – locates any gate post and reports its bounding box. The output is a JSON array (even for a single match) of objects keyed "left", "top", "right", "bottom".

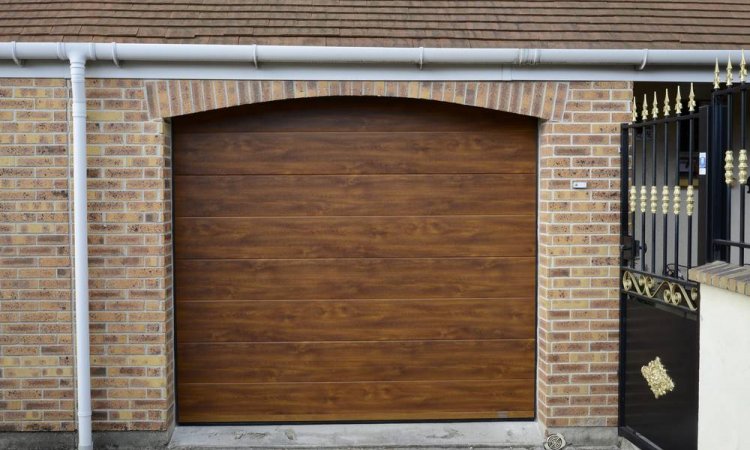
[
  {"left": 697, "top": 105, "right": 711, "bottom": 265},
  {"left": 708, "top": 97, "right": 728, "bottom": 262},
  {"left": 617, "top": 124, "right": 630, "bottom": 429}
]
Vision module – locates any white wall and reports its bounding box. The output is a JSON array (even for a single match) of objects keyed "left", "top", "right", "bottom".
[{"left": 698, "top": 284, "right": 750, "bottom": 450}]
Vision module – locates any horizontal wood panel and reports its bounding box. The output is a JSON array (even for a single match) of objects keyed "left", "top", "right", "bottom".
[
  {"left": 173, "top": 131, "right": 535, "bottom": 175},
  {"left": 174, "top": 216, "right": 536, "bottom": 259},
  {"left": 174, "top": 97, "right": 538, "bottom": 134},
  {"left": 173, "top": 97, "right": 538, "bottom": 423},
  {"left": 177, "top": 380, "right": 535, "bottom": 423},
  {"left": 175, "top": 258, "right": 536, "bottom": 301},
  {"left": 174, "top": 174, "right": 536, "bottom": 217},
  {"left": 175, "top": 298, "right": 535, "bottom": 343},
  {"left": 177, "top": 340, "right": 535, "bottom": 384}
]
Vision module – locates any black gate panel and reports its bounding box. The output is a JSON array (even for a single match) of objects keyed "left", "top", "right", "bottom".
[
  {"left": 620, "top": 296, "right": 698, "bottom": 450},
  {"left": 619, "top": 87, "right": 705, "bottom": 450}
]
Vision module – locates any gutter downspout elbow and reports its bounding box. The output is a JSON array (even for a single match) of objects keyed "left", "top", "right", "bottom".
[{"left": 68, "top": 50, "right": 93, "bottom": 450}]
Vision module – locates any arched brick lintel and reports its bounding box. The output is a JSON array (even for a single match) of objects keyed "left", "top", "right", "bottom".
[{"left": 145, "top": 80, "right": 570, "bottom": 122}]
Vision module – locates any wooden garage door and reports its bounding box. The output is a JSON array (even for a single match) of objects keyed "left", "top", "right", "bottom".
[{"left": 173, "top": 97, "right": 537, "bottom": 423}]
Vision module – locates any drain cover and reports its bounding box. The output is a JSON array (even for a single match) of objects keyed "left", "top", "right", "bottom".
[{"left": 543, "top": 433, "right": 566, "bottom": 450}]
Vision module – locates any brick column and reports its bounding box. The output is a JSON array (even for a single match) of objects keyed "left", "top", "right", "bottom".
[
  {"left": 537, "top": 81, "right": 632, "bottom": 427},
  {"left": 82, "top": 79, "right": 173, "bottom": 431}
]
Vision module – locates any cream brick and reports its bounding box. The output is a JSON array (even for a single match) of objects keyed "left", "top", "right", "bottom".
[
  {"left": 1, "top": 78, "right": 628, "bottom": 433},
  {"left": 537, "top": 81, "right": 631, "bottom": 428}
]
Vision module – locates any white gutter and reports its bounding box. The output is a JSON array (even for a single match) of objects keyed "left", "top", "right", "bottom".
[
  {"left": 0, "top": 41, "right": 738, "bottom": 449},
  {"left": 0, "top": 42, "right": 742, "bottom": 82},
  {"left": 0, "top": 42, "right": 743, "bottom": 66}
]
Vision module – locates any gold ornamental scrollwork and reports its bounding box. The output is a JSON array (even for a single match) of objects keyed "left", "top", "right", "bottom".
[
  {"left": 621, "top": 270, "right": 699, "bottom": 311},
  {"left": 641, "top": 357, "right": 675, "bottom": 399},
  {"left": 621, "top": 270, "right": 654, "bottom": 295}
]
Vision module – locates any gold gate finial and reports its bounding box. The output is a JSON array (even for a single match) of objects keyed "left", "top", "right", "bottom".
[
  {"left": 739, "top": 149, "right": 748, "bottom": 183},
  {"left": 650, "top": 186, "right": 658, "bottom": 214},
  {"left": 741, "top": 50, "right": 747, "bottom": 83},
  {"left": 687, "top": 185, "right": 695, "bottom": 216},
  {"left": 714, "top": 58, "right": 721, "bottom": 89},
  {"left": 662, "top": 185, "right": 670, "bottom": 214},
  {"left": 652, "top": 91, "right": 659, "bottom": 119},
  {"left": 632, "top": 97, "right": 637, "bottom": 123},
  {"left": 663, "top": 89, "right": 671, "bottom": 116},
  {"left": 640, "top": 185, "right": 647, "bottom": 213},
  {"left": 673, "top": 186, "right": 681, "bottom": 215},
  {"left": 727, "top": 56, "right": 734, "bottom": 86},
  {"left": 642, "top": 93, "right": 649, "bottom": 121},
  {"left": 688, "top": 83, "right": 696, "bottom": 112},
  {"left": 629, "top": 186, "right": 637, "bottom": 212},
  {"left": 725, "top": 150, "right": 735, "bottom": 185},
  {"left": 675, "top": 86, "right": 682, "bottom": 115}
]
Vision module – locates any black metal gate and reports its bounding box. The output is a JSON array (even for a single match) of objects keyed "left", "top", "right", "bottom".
[
  {"left": 618, "top": 87, "right": 704, "bottom": 450},
  {"left": 619, "top": 56, "right": 750, "bottom": 449}
]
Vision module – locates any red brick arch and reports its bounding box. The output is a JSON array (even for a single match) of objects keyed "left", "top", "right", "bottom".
[{"left": 145, "top": 80, "right": 569, "bottom": 122}]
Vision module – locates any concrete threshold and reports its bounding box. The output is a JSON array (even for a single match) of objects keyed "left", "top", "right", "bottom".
[{"left": 168, "top": 422, "right": 548, "bottom": 449}]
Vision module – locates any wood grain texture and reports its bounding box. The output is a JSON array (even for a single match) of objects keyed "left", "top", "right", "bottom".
[
  {"left": 175, "top": 257, "right": 535, "bottom": 301},
  {"left": 174, "top": 174, "right": 535, "bottom": 217},
  {"left": 175, "top": 298, "right": 535, "bottom": 343},
  {"left": 177, "top": 380, "right": 535, "bottom": 423},
  {"left": 173, "top": 131, "right": 535, "bottom": 175},
  {"left": 173, "top": 97, "right": 538, "bottom": 423},
  {"left": 177, "top": 340, "right": 536, "bottom": 383},
  {"left": 174, "top": 216, "right": 536, "bottom": 259}
]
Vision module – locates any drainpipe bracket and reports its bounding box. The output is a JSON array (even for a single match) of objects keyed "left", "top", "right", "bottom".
[
  {"left": 638, "top": 49, "right": 649, "bottom": 71},
  {"left": 251, "top": 44, "right": 259, "bottom": 69},
  {"left": 10, "top": 41, "right": 23, "bottom": 66},
  {"left": 56, "top": 42, "right": 66, "bottom": 61},
  {"left": 111, "top": 42, "right": 120, "bottom": 67},
  {"left": 515, "top": 48, "right": 540, "bottom": 65}
]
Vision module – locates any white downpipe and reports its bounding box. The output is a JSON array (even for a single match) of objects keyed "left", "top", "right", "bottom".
[
  {"left": 0, "top": 42, "right": 744, "bottom": 68},
  {"left": 69, "top": 50, "right": 93, "bottom": 450}
]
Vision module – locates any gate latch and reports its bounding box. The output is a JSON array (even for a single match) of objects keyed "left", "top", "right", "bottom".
[{"left": 620, "top": 235, "right": 638, "bottom": 264}]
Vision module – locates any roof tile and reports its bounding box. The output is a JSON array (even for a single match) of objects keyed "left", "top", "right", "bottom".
[{"left": 0, "top": 0, "right": 747, "bottom": 48}]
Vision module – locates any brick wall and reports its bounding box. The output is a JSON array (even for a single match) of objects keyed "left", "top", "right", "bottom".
[
  {"left": 537, "top": 81, "right": 632, "bottom": 427},
  {"left": 0, "top": 78, "right": 173, "bottom": 432},
  {"left": 0, "top": 78, "right": 631, "bottom": 432},
  {"left": 83, "top": 80, "right": 173, "bottom": 432},
  {"left": 0, "top": 78, "right": 74, "bottom": 431}
]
